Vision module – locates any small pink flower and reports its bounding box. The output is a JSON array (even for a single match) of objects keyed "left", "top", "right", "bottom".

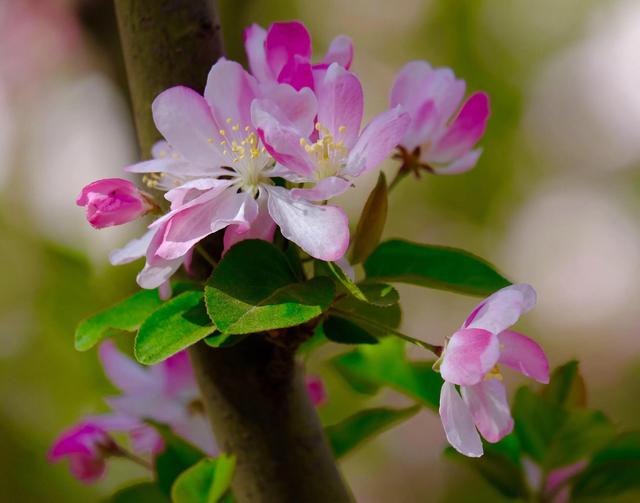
[
  {"left": 77, "top": 178, "right": 151, "bottom": 229},
  {"left": 244, "top": 20, "right": 353, "bottom": 90},
  {"left": 437, "top": 284, "right": 549, "bottom": 457},
  {"left": 390, "top": 61, "right": 490, "bottom": 175},
  {"left": 544, "top": 461, "right": 588, "bottom": 503},
  {"left": 49, "top": 422, "right": 116, "bottom": 483},
  {"left": 305, "top": 375, "right": 327, "bottom": 406}
]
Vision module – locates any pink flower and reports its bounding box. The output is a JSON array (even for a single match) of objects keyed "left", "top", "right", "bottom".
[
  {"left": 437, "top": 284, "right": 549, "bottom": 457},
  {"left": 253, "top": 62, "right": 410, "bottom": 198},
  {"left": 98, "top": 341, "right": 216, "bottom": 455},
  {"left": 390, "top": 61, "right": 490, "bottom": 175},
  {"left": 305, "top": 374, "right": 327, "bottom": 406},
  {"left": 244, "top": 20, "right": 353, "bottom": 90},
  {"left": 544, "top": 461, "right": 588, "bottom": 503},
  {"left": 76, "top": 178, "right": 152, "bottom": 229},
  {"left": 48, "top": 414, "right": 158, "bottom": 483},
  {"left": 124, "top": 58, "right": 351, "bottom": 284}
]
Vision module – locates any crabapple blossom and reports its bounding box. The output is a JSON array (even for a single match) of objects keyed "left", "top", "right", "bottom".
[
  {"left": 253, "top": 62, "right": 410, "bottom": 200},
  {"left": 76, "top": 178, "right": 153, "bottom": 229},
  {"left": 390, "top": 61, "right": 490, "bottom": 175},
  {"left": 244, "top": 20, "right": 353, "bottom": 90},
  {"left": 437, "top": 284, "right": 549, "bottom": 457}
]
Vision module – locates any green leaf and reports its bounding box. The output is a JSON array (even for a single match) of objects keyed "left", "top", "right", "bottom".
[
  {"left": 351, "top": 172, "right": 388, "bottom": 264},
  {"left": 542, "top": 360, "right": 587, "bottom": 408},
  {"left": 326, "top": 405, "right": 420, "bottom": 459},
  {"left": 323, "top": 316, "right": 379, "bottom": 345},
  {"left": 332, "top": 338, "right": 442, "bottom": 408},
  {"left": 326, "top": 261, "right": 367, "bottom": 302},
  {"left": 364, "top": 240, "right": 511, "bottom": 296},
  {"left": 205, "top": 240, "right": 335, "bottom": 335},
  {"left": 444, "top": 434, "right": 527, "bottom": 499},
  {"left": 135, "top": 290, "right": 215, "bottom": 364},
  {"left": 572, "top": 432, "right": 640, "bottom": 499},
  {"left": 110, "top": 482, "right": 170, "bottom": 503},
  {"left": 204, "top": 332, "right": 248, "bottom": 348},
  {"left": 153, "top": 424, "right": 206, "bottom": 496},
  {"left": 75, "top": 289, "right": 164, "bottom": 351},
  {"left": 512, "top": 387, "right": 614, "bottom": 469},
  {"left": 172, "top": 454, "right": 236, "bottom": 503},
  {"left": 357, "top": 283, "right": 399, "bottom": 307}
]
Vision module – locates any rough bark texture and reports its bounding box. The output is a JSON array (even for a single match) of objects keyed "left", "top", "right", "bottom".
[{"left": 114, "top": 1, "right": 352, "bottom": 501}]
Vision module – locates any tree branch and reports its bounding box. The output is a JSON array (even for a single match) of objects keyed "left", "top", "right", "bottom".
[{"left": 113, "top": 1, "right": 351, "bottom": 500}]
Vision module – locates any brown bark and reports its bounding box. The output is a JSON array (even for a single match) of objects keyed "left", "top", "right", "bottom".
[{"left": 113, "top": 2, "right": 352, "bottom": 501}]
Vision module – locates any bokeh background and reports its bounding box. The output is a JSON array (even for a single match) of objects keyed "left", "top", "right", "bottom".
[{"left": 1, "top": 0, "right": 639, "bottom": 501}]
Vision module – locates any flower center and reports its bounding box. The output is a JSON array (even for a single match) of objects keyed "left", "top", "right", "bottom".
[{"left": 300, "top": 123, "right": 349, "bottom": 180}]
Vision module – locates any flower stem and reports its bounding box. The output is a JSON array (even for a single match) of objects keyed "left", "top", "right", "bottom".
[
  {"left": 114, "top": 445, "right": 153, "bottom": 471},
  {"left": 196, "top": 245, "right": 218, "bottom": 267}
]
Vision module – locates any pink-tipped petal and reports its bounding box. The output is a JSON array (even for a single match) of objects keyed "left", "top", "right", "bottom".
[
  {"left": 545, "top": 461, "right": 588, "bottom": 501},
  {"left": 243, "top": 24, "right": 273, "bottom": 83},
  {"left": 316, "top": 63, "right": 363, "bottom": 148},
  {"left": 152, "top": 86, "right": 226, "bottom": 168},
  {"left": 109, "top": 228, "right": 155, "bottom": 266},
  {"left": 465, "top": 284, "right": 537, "bottom": 335},
  {"left": 253, "top": 83, "right": 317, "bottom": 137},
  {"left": 204, "top": 59, "right": 259, "bottom": 133},
  {"left": 223, "top": 191, "right": 276, "bottom": 254},
  {"left": 161, "top": 351, "right": 197, "bottom": 396},
  {"left": 439, "top": 381, "right": 483, "bottom": 457},
  {"left": 277, "top": 54, "right": 314, "bottom": 91},
  {"left": 265, "top": 21, "right": 312, "bottom": 78},
  {"left": 322, "top": 35, "right": 354, "bottom": 69},
  {"left": 265, "top": 186, "right": 349, "bottom": 261},
  {"left": 498, "top": 330, "right": 549, "bottom": 383},
  {"left": 290, "top": 176, "right": 351, "bottom": 201},
  {"left": 344, "top": 105, "right": 410, "bottom": 177},
  {"left": 401, "top": 100, "right": 440, "bottom": 151},
  {"left": 429, "top": 91, "right": 490, "bottom": 163},
  {"left": 98, "top": 341, "right": 159, "bottom": 394},
  {"left": 431, "top": 148, "right": 482, "bottom": 175},
  {"left": 252, "top": 102, "right": 317, "bottom": 177},
  {"left": 440, "top": 328, "right": 500, "bottom": 386},
  {"left": 462, "top": 380, "right": 514, "bottom": 443}
]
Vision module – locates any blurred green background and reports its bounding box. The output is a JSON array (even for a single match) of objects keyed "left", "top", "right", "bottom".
[{"left": 1, "top": 0, "right": 640, "bottom": 501}]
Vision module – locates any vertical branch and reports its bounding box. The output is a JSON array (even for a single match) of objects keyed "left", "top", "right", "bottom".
[{"left": 113, "top": 1, "right": 351, "bottom": 501}]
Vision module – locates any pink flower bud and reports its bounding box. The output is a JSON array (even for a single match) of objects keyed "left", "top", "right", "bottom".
[
  {"left": 76, "top": 178, "right": 150, "bottom": 229},
  {"left": 48, "top": 422, "right": 118, "bottom": 483}
]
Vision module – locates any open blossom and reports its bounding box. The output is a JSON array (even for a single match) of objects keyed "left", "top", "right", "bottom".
[
  {"left": 437, "top": 284, "right": 549, "bottom": 457},
  {"left": 390, "top": 61, "right": 490, "bottom": 175},
  {"left": 98, "top": 341, "right": 216, "bottom": 455},
  {"left": 76, "top": 178, "right": 153, "bottom": 229},
  {"left": 244, "top": 20, "right": 353, "bottom": 90},
  {"left": 253, "top": 62, "right": 410, "bottom": 201},
  {"left": 48, "top": 415, "right": 159, "bottom": 483},
  {"left": 122, "top": 59, "right": 353, "bottom": 290}
]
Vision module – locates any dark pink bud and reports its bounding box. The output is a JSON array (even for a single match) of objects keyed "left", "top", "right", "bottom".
[
  {"left": 305, "top": 374, "right": 327, "bottom": 406},
  {"left": 77, "top": 178, "right": 150, "bottom": 229}
]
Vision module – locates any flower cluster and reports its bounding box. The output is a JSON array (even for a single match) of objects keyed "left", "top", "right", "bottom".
[
  {"left": 77, "top": 20, "right": 489, "bottom": 292},
  {"left": 50, "top": 341, "right": 326, "bottom": 482}
]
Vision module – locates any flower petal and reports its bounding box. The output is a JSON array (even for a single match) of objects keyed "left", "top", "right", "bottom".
[
  {"left": 156, "top": 189, "right": 258, "bottom": 261},
  {"left": 223, "top": 191, "right": 276, "bottom": 253},
  {"left": 498, "top": 330, "right": 549, "bottom": 383},
  {"left": 98, "top": 340, "right": 159, "bottom": 394},
  {"left": 439, "top": 381, "right": 483, "bottom": 457},
  {"left": 316, "top": 63, "right": 363, "bottom": 147},
  {"left": 431, "top": 148, "right": 482, "bottom": 175},
  {"left": 344, "top": 105, "right": 410, "bottom": 177},
  {"left": 243, "top": 24, "right": 273, "bottom": 83},
  {"left": 440, "top": 328, "right": 500, "bottom": 386},
  {"left": 265, "top": 21, "right": 312, "bottom": 79},
  {"left": 265, "top": 185, "right": 349, "bottom": 261},
  {"left": 429, "top": 91, "right": 490, "bottom": 163},
  {"left": 152, "top": 86, "right": 226, "bottom": 167},
  {"left": 252, "top": 101, "right": 317, "bottom": 177},
  {"left": 290, "top": 176, "right": 351, "bottom": 201},
  {"left": 253, "top": 83, "right": 317, "bottom": 137},
  {"left": 322, "top": 35, "right": 353, "bottom": 69},
  {"left": 204, "top": 58, "right": 259, "bottom": 134},
  {"left": 277, "top": 54, "right": 314, "bottom": 91},
  {"left": 464, "top": 284, "right": 537, "bottom": 335},
  {"left": 109, "top": 228, "right": 155, "bottom": 265},
  {"left": 461, "top": 379, "right": 514, "bottom": 443}
]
